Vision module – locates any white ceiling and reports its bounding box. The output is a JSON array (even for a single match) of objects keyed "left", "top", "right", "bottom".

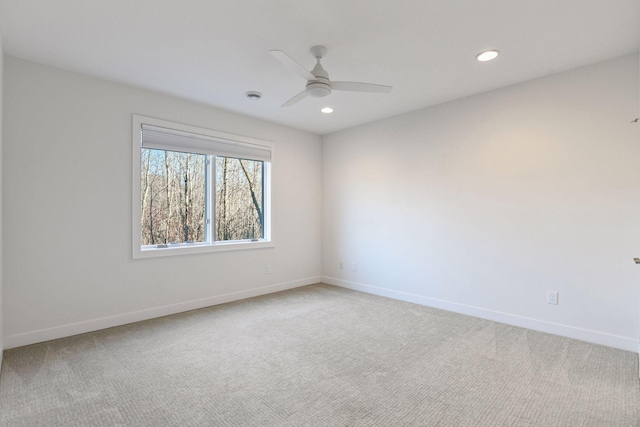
[{"left": 0, "top": 1, "right": 639, "bottom": 135}]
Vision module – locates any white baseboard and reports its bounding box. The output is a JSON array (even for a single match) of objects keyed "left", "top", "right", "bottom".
[
  {"left": 5, "top": 277, "right": 320, "bottom": 349},
  {"left": 323, "top": 276, "right": 638, "bottom": 353}
]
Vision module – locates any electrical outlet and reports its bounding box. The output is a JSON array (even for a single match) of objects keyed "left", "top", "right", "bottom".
[
  {"left": 547, "top": 291, "right": 558, "bottom": 305},
  {"left": 266, "top": 264, "right": 272, "bottom": 274},
  {"left": 351, "top": 262, "right": 357, "bottom": 272},
  {"left": 339, "top": 261, "right": 344, "bottom": 270}
]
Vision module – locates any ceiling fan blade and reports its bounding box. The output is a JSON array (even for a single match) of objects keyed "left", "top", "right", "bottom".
[
  {"left": 269, "top": 50, "right": 316, "bottom": 81},
  {"left": 332, "top": 81, "right": 393, "bottom": 93},
  {"left": 281, "top": 90, "right": 308, "bottom": 107}
]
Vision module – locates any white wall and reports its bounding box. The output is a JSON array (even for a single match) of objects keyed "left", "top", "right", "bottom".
[
  {"left": 3, "top": 57, "right": 322, "bottom": 348},
  {"left": 322, "top": 54, "right": 640, "bottom": 351}
]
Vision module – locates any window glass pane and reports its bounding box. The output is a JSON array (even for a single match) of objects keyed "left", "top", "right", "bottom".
[
  {"left": 215, "top": 157, "right": 263, "bottom": 241},
  {"left": 140, "top": 148, "right": 207, "bottom": 245}
]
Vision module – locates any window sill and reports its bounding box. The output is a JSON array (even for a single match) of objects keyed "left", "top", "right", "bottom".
[{"left": 133, "top": 239, "right": 274, "bottom": 259}]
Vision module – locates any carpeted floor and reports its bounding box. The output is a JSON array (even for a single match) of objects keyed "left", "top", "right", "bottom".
[{"left": 0, "top": 283, "right": 638, "bottom": 426}]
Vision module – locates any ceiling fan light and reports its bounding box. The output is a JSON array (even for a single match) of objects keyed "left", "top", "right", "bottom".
[
  {"left": 306, "top": 81, "right": 331, "bottom": 98},
  {"left": 476, "top": 50, "right": 499, "bottom": 62},
  {"left": 321, "top": 107, "right": 334, "bottom": 114}
]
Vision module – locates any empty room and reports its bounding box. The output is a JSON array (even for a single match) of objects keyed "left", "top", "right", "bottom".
[{"left": 0, "top": 1, "right": 639, "bottom": 425}]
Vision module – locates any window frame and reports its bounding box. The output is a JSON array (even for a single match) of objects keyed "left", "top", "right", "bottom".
[{"left": 132, "top": 115, "right": 274, "bottom": 259}]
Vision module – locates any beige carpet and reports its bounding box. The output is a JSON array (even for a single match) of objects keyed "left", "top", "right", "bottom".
[{"left": 0, "top": 283, "right": 638, "bottom": 426}]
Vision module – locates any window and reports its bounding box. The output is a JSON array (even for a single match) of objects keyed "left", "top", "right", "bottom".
[{"left": 132, "top": 115, "right": 273, "bottom": 258}]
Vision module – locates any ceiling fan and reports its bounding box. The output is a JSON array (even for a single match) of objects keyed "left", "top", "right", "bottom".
[{"left": 269, "top": 45, "right": 393, "bottom": 107}]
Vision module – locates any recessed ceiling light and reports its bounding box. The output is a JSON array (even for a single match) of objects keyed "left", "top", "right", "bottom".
[
  {"left": 476, "top": 50, "right": 499, "bottom": 62},
  {"left": 245, "top": 91, "right": 262, "bottom": 100},
  {"left": 321, "top": 107, "right": 334, "bottom": 114}
]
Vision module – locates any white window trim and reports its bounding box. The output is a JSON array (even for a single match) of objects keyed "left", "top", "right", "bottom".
[{"left": 132, "top": 114, "right": 274, "bottom": 259}]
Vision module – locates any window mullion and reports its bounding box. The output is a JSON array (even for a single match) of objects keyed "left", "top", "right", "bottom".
[{"left": 208, "top": 156, "right": 215, "bottom": 244}]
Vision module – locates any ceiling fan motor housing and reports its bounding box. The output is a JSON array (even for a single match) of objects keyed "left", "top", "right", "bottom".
[
  {"left": 306, "top": 78, "right": 331, "bottom": 97},
  {"left": 307, "top": 61, "right": 331, "bottom": 97}
]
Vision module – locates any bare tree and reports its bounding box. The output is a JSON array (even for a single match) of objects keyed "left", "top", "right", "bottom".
[
  {"left": 240, "top": 159, "right": 263, "bottom": 229},
  {"left": 141, "top": 150, "right": 263, "bottom": 245},
  {"left": 141, "top": 149, "right": 206, "bottom": 245},
  {"left": 216, "top": 157, "right": 263, "bottom": 241}
]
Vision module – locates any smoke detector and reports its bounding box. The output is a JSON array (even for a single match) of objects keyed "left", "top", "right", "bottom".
[{"left": 245, "top": 91, "right": 262, "bottom": 100}]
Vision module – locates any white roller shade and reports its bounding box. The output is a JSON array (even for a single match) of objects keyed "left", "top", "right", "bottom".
[{"left": 141, "top": 124, "right": 271, "bottom": 162}]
